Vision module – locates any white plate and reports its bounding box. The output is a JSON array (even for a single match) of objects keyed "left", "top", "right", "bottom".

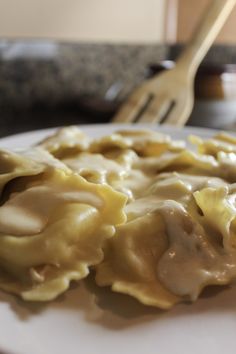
[{"left": 0, "top": 124, "right": 236, "bottom": 354}]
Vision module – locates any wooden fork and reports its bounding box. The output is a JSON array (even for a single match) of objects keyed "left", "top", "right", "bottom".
[{"left": 113, "top": 0, "right": 236, "bottom": 126}]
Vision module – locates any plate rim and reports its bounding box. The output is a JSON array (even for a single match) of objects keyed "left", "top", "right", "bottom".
[{"left": 0, "top": 123, "right": 227, "bottom": 146}]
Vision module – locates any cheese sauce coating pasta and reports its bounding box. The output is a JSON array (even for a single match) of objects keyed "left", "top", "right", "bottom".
[
  {"left": 0, "top": 146, "right": 126, "bottom": 301},
  {"left": 1, "top": 126, "right": 236, "bottom": 309}
]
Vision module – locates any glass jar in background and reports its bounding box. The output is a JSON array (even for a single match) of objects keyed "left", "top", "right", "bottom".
[
  {"left": 192, "top": 64, "right": 236, "bottom": 128},
  {"left": 148, "top": 61, "right": 236, "bottom": 129}
]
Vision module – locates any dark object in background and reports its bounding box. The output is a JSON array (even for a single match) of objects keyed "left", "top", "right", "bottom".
[
  {"left": 1, "top": 101, "right": 110, "bottom": 138},
  {"left": 1, "top": 41, "right": 236, "bottom": 138},
  {"left": 0, "top": 40, "right": 167, "bottom": 137},
  {"left": 148, "top": 61, "right": 236, "bottom": 129}
]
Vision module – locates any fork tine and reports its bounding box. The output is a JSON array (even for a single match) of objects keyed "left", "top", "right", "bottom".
[
  {"left": 112, "top": 90, "right": 149, "bottom": 123},
  {"left": 164, "top": 98, "right": 193, "bottom": 126},
  {"left": 138, "top": 96, "right": 172, "bottom": 123}
]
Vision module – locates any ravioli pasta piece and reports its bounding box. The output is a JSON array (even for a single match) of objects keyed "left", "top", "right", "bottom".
[
  {"left": 0, "top": 152, "right": 127, "bottom": 301},
  {"left": 130, "top": 147, "right": 236, "bottom": 196},
  {"left": 90, "top": 129, "right": 185, "bottom": 157},
  {"left": 194, "top": 186, "right": 236, "bottom": 249},
  {"left": 38, "top": 128, "right": 187, "bottom": 201},
  {"left": 215, "top": 132, "right": 236, "bottom": 145},
  {"left": 156, "top": 200, "right": 236, "bottom": 299},
  {"left": 96, "top": 171, "right": 236, "bottom": 308},
  {"left": 133, "top": 150, "right": 218, "bottom": 177},
  {"left": 89, "top": 133, "right": 132, "bottom": 153},
  {"left": 0, "top": 147, "right": 70, "bottom": 194},
  {"left": 0, "top": 149, "right": 42, "bottom": 191},
  {"left": 96, "top": 148, "right": 221, "bottom": 202},
  {"left": 117, "top": 130, "right": 185, "bottom": 156},
  {"left": 96, "top": 200, "right": 236, "bottom": 308},
  {"left": 190, "top": 133, "right": 236, "bottom": 157},
  {"left": 95, "top": 211, "right": 180, "bottom": 309},
  {"left": 184, "top": 138, "right": 236, "bottom": 183},
  {"left": 63, "top": 152, "right": 129, "bottom": 184},
  {"left": 37, "top": 126, "right": 91, "bottom": 159},
  {"left": 96, "top": 199, "right": 220, "bottom": 308},
  {"left": 118, "top": 150, "right": 220, "bottom": 201},
  {"left": 187, "top": 136, "right": 236, "bottom": 181},
  {"left": 216, "top": 152, "right": 236, "bottom": 182}
]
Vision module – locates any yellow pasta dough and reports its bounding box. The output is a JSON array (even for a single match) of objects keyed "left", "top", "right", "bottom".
[
  {"left": 0, "top": 147, "right": 127, "bottom": 301},
  {"left": 95, "top": 171, "right": 236, "bottom": 308},
  {"left": 2, "top": 126, "right": 236, "bottom": 309},
  {"left": 38, "top": 126, "right": 91, "bottom": 158},
  {"left": 95, "top": 211, "right": 180, "bottom": 309}
]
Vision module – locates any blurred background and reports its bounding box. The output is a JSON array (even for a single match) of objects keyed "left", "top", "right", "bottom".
[
  {"left": 0, "top": 0, "right": 236, "bottom": 43},
  {"left": 0, "top": 0, "right": 236, "bottom": 136}
]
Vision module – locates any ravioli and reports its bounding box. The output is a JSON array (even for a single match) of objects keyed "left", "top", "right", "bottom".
[
  {"left": 0, "top": 147, "right": 127, "bottom": 301},
  {"left": 39, "top": 128, "right": 186, "bottom": 202},
  {"left": 194, "top": 186, "right": 236, "bottom": 249},
  {"left": 36, "top": 127, "right": 236, "bottom": 308},
  {"left": 2, "top": 127, "right": 236, "bottom": 310},
  {"left": 190, "top": 133, "right": 236, "bottom": 157},
  {"left": 90, "top": 129, "right": 185, "bottom": 156},
  {"left": 38, "top": 126, "right": 91, "bottom": 159},
  {"left": 95, "top": 211, "right": 180, "bottom": 309},
  {"left": 96, "top": 171, "right": 236, "bottom": 308}
]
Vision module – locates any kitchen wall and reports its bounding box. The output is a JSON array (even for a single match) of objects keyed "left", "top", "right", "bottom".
[
  {"left": 177, "top": 0, "right": 236, "bottom": 44},
  {"left": 0, "top": 0, "right": 166, "bottom": 42}
]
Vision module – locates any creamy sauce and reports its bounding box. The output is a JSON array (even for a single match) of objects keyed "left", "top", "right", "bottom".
[
  {"left": 0, "top": 139, "right": 129, "bottom": 301},
  {"left": 56, "top": 130, "right": 236, "bottom": 301},
  {"left": 0, "top": 183, "right": 103, "bottom": 236},
  {"left": 157, "top": 201, "right": 236, "bottom": 300},
  {"left": 64, "top": 152, "right": 129, "bottom": 185},
  {"left": 124, "top": 170, "right": 236, "bottom": 299},
  {"left": 3, "top": 127, "right": 236, "bottom": 305}
]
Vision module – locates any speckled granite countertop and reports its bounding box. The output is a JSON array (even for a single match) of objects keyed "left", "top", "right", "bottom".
[{"left": 1, "top": 40, "right": 236, "bottom": 137}]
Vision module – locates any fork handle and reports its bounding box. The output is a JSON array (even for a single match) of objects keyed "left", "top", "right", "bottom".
[{"left": 176, "top": 0, "right": 236, "bottom": 77}]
